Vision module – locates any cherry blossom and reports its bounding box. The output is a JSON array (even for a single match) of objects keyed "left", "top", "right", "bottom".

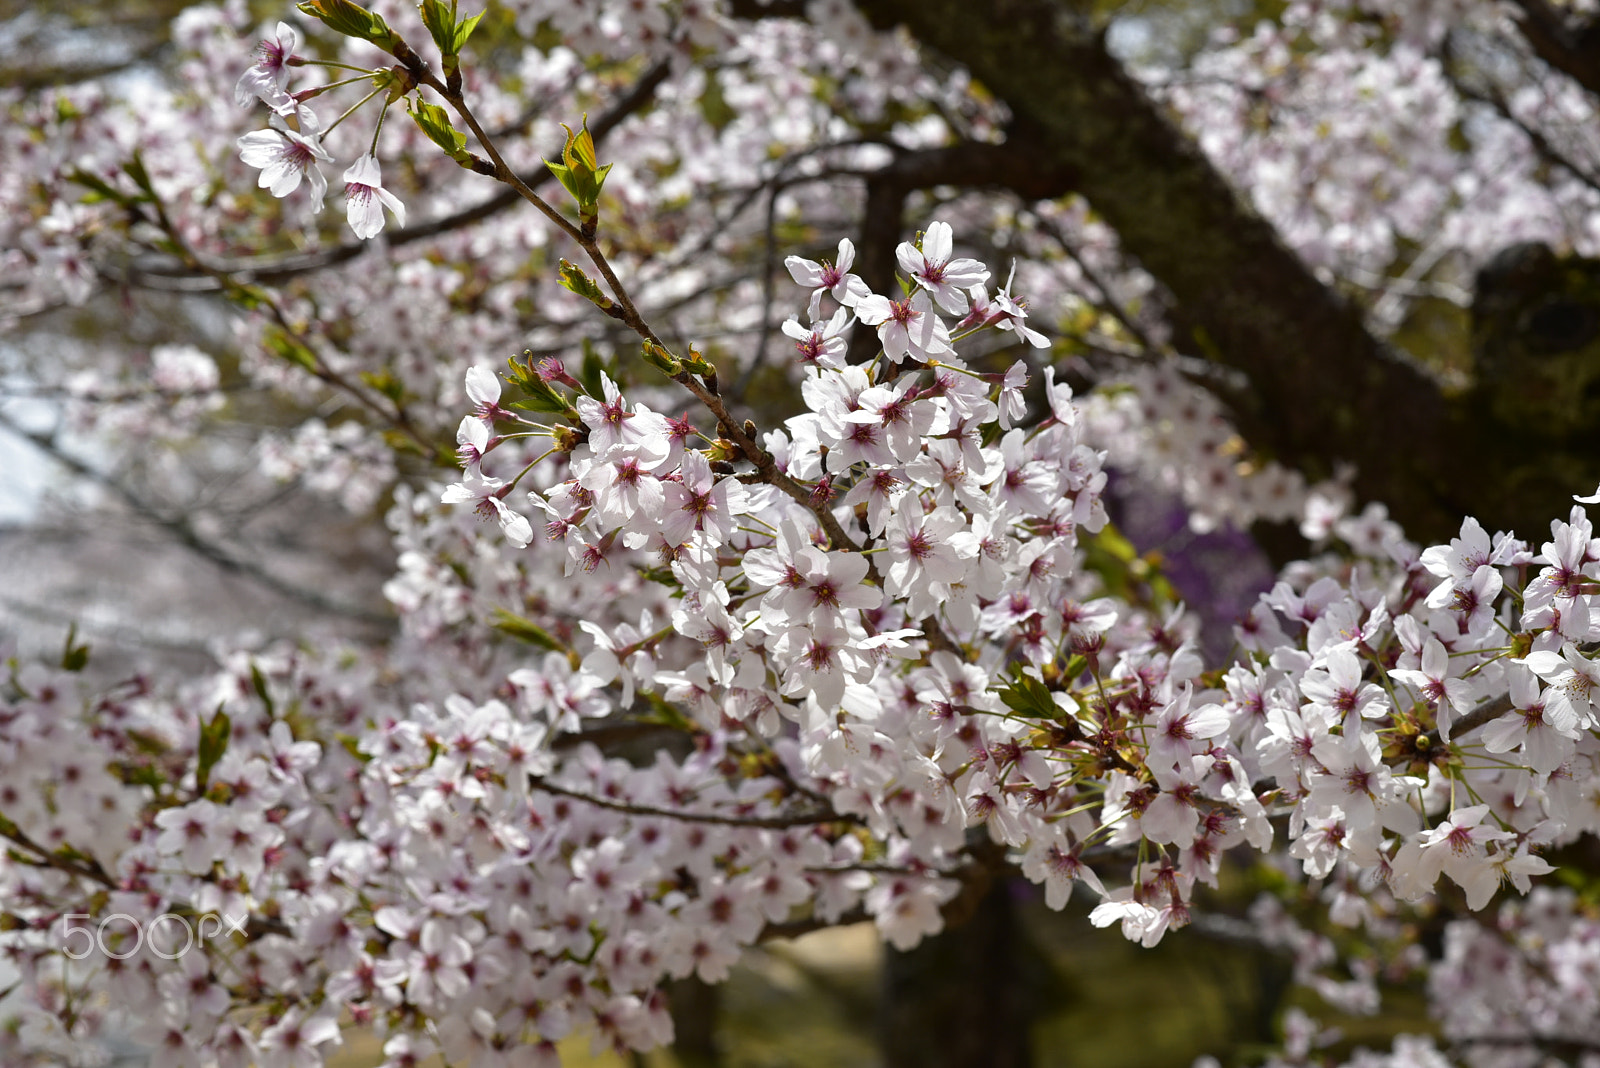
[
  {"left": 784, "top": 238, "right": 872, "bottom": 319},
  {"left": 234, "top": 22, "right": 301, "bottom": 108},
  {"left": 897, "top": 221, "right": 990, "bottom": 315},
  {"left": 855, "top": 290, "right": 955, "bottom": 363},
  {"left": 440, "top": 466, "right": 534, "bottom": 547},
  {"left": 343, "top": 155, "right": 406, "bottom": 240},
  {"left": 237, "top": 124, "right": 332, "bottom": 206},
  {"left": 6, "top": 5, "right": 1600, "bottom": 1065}
]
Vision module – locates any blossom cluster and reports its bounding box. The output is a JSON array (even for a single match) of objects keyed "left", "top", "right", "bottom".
[
  {"left": 3, "top": 2, "right": 1600, "bottom": 1066},
  {"left": 1149, "top": 0, "right": 1600, "bottom": 322},
  {"left": 10, "top": 212, "right": 1599, "bottom": 1065}
]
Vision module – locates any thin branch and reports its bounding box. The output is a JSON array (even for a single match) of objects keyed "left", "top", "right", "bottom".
[
  {"left": 749, "top": 174, "right": 783, "bottom": 377},
  {"left": 1425, "top": 692, "right": 1515, "bottom": 750},
  {"left": 1453, "top": 1031, "right": 1600, "bottom": 1057},
  {"left": 120, "top": 59, "right": 672, "bottom": 289},
  {"left": 1444, "top": 39, "right": 1600, "bottom": 199},
  {"left": 0, "top": 824, "right": 115, "bottom": 888},
  {"left": 529, "top": 775, "right": 857, "bottom": 828},
  {"left": 757, "top": 909, "right": 870, "bottom": 943},
  {"left": 0, "top": 594, "right": 219, "bottom": 657},
  {"left": 1026, "top": 206, "right": 1158, "bottom": 352},
  {"left": 0, "top": 411, "right": 392, "bottom": 626},
  {"left": 114, "top": 183, "right": 447, "bottom": 464}
]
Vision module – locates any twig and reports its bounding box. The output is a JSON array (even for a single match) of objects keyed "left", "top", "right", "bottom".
[
  {"left": 120, "top": 60, "right": 672, "bottom": 289},
  {"left": 1425, "top": 692, "right": 1515, "bottom": 749},
  {"left": 0, "top": 410, "right": 392, "bottom": 626},
  {"left": 528, "top": 775, "right": 856, "bottom": 829},
  {"left": 1027, "top": 207, "right": 1158, "bottom": 353}
]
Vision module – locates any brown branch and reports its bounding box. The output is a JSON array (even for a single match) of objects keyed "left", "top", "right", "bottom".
[
  {"left": 1424, "top": 691, "right": 1516, "bottom": 750},
  {"left": 1454, "top": 1031, "right": 1600, "bottom": 1058},
  {"left": 843, "top": 0, "right": 1600, "bottom": 541},
  {"left": 528, "top": 775, "right": 858, "bottom": 828},
  {"left": 1507, "top": 0, "right": 1600, "bottom": 98},
  {"left": 1026, "top": 207, "right": 1157, "bottom": 353},
  {"left": 845, "top": 137, "right": 1080, "bottom": 364},
  {"left": 757, "top": 908, "right": 869, "bottom": 942},
  {"left": 1443, "top": 44, "right": 1600, "bottom": 199},
  {"left": 123, "top": 60, "right": 672, "bottom": 289},
  {"left": 0, "top": 824, "right": 115, "bottom": 888}
]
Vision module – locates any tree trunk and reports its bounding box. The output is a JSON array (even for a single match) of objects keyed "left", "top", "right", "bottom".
[{"left": 880, "top": 879, "right": 1036, "bottom": 1068}]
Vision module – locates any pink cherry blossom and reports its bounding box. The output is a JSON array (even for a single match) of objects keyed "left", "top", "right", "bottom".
[
  {"left": 343, "top": 154, "right": 406, "bottom": 240},
  {"left": 237, "top": 124, "right": 332, "bottom": 207}
]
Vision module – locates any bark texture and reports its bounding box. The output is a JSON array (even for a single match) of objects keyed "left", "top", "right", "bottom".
[
  {"left": 880, "top": 879, "right": 1037, "bottom": 1068},
  {"left": 848, "top": 0, "right": 1600, "bottom": 541}
]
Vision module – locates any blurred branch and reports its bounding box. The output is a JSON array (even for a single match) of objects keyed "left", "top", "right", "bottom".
[
  {"left": 0, "top": 410, "right": 392, "bottom": 627},
  {"left": 1443, "top": 35, "right": 1600, "bottom": 199},
  {"left": 528, "top": 775, "right": 858, "bottom": 829},
  {"left": 1026, "top": 206, "right": 1157, "bottom": 353},
  {"left": 1507, "top": 0, "right": 1600, "bottom": 97}
]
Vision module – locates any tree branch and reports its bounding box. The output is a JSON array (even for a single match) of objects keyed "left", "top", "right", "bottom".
[
  {"left": 0, "top": 411, "right": 392, "bottom": 627},
  {"left": 1507, "top": 0, "right": 1600, "bottom": 98},
  {"left": 848, "top": 0, "right": 1599, "bottom": 541},
  {"left": 122, "top": 59, "right": 672, "bottom": 289},
  {"left": 528, "top": 775, "right": 857, "bottom": 828},
  {"left": 847, "top": 137, "right": 1080, "bottom": 363}
]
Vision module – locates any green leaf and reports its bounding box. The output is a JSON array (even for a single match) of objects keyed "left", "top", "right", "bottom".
[
  {"left": 51, "top": 842, "right": 97, "bottom": 868},
  {"left": 418, "top": 0, "right": 456, "bottom": 52},
  {"left": 452, "top": 10, "right": 484, "bottom": 52},
  {"left": 697, "top": 72, "right": 736, "bottom": 134},
  {"left": 545, "top": 116, "right": 609, "bottom": 218},
  {"left": 408, "top": 99, "right": 472, "bottom": 164},
  {"left": 336, "top": 732, "right": 373, "bottom": 764},
  {"left": 371, "top": 65, "right": 416, "bottom": 104},
  {"left": 65, "top": 167, "right": 129, "bottom": 207},
  {"left": 112, "top": 763, "right": 166, "bottom": 789},
  {"left": 195, "top": 707, "right": 231, "bottom": 794},
  {"left": 488, "top": 608, "right": 567, "bottom": 653},
  {"left": 419, "top": 0, "right": 482, "bottom": 57},
  {"left": 998, "top": 672, "right": 1057, "bottom": 720},
  {"left": 122, "top": 151, "right": 156, "bottom": 199},
  {"left": 640, "top": 340, "right": 682, "bottom": 377},
  {"left": 60, "top": 624, "right": 90, "bottom": 672},
  {"left": 125, "top": 729, "right": 172, "bottom": 756},
  {"left": 561, "top": 117, "right": 597, "bottom": 171},
  {"left": 359, "top": 369, "right": 408, "bottom": 404},
  {"left": 544, "top": 158, "right": 581, "bottom": 207},
  {"left": 263, "top": 327, "right": 320, "bottom": 372},
  {"left": 636, "top": 565, "right": 680, "bottom": 588},
  {"left": 505, "top": 372, "right": 572, "bottom": 415},
  {"left": 680, "top": 344, "right": 715, "bottom": 377},
  {"left": 249, "top": 662, "right": 275, "bottom": 718},
  {"left": 557, "top": 259, "right": 616, "bottom": 314},
  {"left": 297, "top": 0, "right": 399, "bottom": 51}
]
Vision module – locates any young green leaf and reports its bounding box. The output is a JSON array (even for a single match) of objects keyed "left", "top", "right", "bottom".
[
  {"left": 297, "top": 0, "right": 400, "bottom": 52},
  {"left": 489, "top": 608, "right": 568, "bottom": 653},
  {"left": 409, "top": 99, "right": 472, "bottom": 165},
  {"left": 60, "top": 624, "right": 90, "bottom": 673},
  {"left": 195, "top": 707, "right": 231, "bottom": 794}
]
